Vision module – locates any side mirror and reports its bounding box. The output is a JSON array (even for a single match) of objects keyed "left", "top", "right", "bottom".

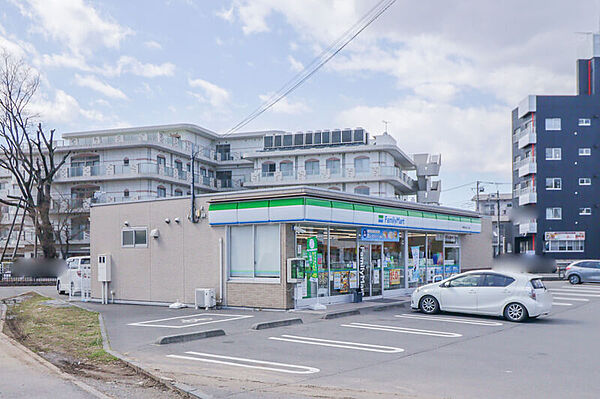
[{"left": 440, "top": 282, "right": 449, "bottom": 288}]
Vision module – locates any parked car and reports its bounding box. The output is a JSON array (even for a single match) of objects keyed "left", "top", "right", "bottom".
[
  {"left": 57, "top": 256, "right": 91, "bottom": 295},
  {"left": 565, "top": 260, "right": 600, "bottom": 284},
  {"left": 411, "top": 270, "right": 552, "bottom": 322}
]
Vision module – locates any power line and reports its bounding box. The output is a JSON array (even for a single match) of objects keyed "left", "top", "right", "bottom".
[{"left": 224, "top": 0, "right": 397, "bottom": 135}]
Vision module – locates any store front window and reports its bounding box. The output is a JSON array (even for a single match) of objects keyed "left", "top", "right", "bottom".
[
  {"left": 329, "top": 227, "right": 358, "bottom": 296},
  {"left": 408, "top": 232, "right": 426, "bottom": 288},
  {"left": 295, "top": 225, "right": 328, "bottom": 299},
  {"left": 444, "top": 235, "right": 460, "bottom": 278},
  {"left": 383, "top": 239, "right": 404, "bottom": 292},
  {"left": 426, "top": 234, "right": 444, "bottom": 283}
]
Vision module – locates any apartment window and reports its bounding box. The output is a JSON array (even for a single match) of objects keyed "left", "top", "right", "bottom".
[
  {"left": 294, "top": 133, "right": 304, "bottom": 146},
  {"left": 326, "top": 158, "right": 341, "bottom": 175},
  {"left": 546, "top": 207, "right": 562, "bottom": 220},
  {"left": 579, "top": 177, "right": 592, "bottom": 186},
  {"left": 264, "top": 136, "right": 273, "bottom": 148},
  {"left": 121, "top": 228, "right": 147, "bottom": 248},
  {"left": 545, "top": 148, "right": 561, "bottom": 160},
  {"left": 174, "top": 160, "right": 182, "bottom": 171},
  {"left": 123, "top": 189, "right": 129, "bottom": 198},
  {"left": 157, "top": 186, "right": 166, "bottom": 197},
  {"left": 305, "top": 159, "right": 320, "bottom": 175},
  {"left": 283, "top": 134, "right": 293, "bottom": 146},
  {"left": 305, "top": 132, "right": 313, "bottom": 145},
  {"left": 545, "top": 178, "right": 562, "bottom": 190},
  {"left": 229, "top": 224, "right": 281, "bottom": 279},
  {"left": 280, "top": 161, "right": 293, "bottom": 176},
  {"left": 579, "top": 148, "right": 591, "bottom": 156},
  {"left": 578, "top": 118, "right": 591, "bottom": 126},
  {"left": 354, "top": 156, "right": 370, "bottom": 173},
  {"left": 354, "top": 186, "right": 370, "bottom": 195},
  {"left": 174, "top": 189, "right": 183, "bottom": 196},
  {"left": 123, "top": 157, "right": 129, "bottom": 166},
  {"left": 545, "top": 118, "right": 561, "bottom": 131},
  {"left": 579, "top": 207, "right": 592, "bottom": 216},
  {"left": 157, "top": 155, "right": 166, "bottom": 166},
  {"left": 261, "top": 162, "right": 276, "bottom": 176},
  {"left": 274, "top": 135, "right": 282, "bottom": 147}
]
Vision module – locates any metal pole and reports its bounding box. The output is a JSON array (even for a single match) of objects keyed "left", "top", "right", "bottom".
[
  {"left": 33, "top": 209, "right": 38, "bottom": 258},
  {"left": 10, "top": 210, "right": 26, "bottom": 260},
  {"left": 1, "top": 200, "right": 22, "bottom": 263},
  {"left": 496, "top": 189, "right": 501, "bottom": 255},
  {"left": 475, "top": 181, "right": 480, "bottom": 213},
  {"left": 190, "top": 146, "right": 198, "bottom": 223}
]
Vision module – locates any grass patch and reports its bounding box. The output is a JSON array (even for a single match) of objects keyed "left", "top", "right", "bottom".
[{"left": 4, "top": 293, "right": 117, "bottom": 364}]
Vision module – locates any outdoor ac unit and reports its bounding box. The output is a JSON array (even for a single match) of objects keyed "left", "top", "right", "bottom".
[{"left": 195, "top": 288, "right": 216, "bottom": 309}]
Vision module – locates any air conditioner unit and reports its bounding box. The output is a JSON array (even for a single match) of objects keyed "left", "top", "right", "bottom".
[{"left": 195, "top": 288, "right": 216, "bottom": 309}]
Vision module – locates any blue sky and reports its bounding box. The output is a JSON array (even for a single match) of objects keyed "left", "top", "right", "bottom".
[{"left": 1, "top": 0, "right": 599, "bottom": 208}]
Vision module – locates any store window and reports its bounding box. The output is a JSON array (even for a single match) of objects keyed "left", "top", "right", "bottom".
[
  {"left": 426, "top": 234, "right": 445, "bottom": 283},
  {"left": 383, "top": 239, "right": 404, "bottom": 293},
  {"left": 329, "top": 227, "right": 358, "bottom": 296},
  {"left": 295, "top": 225, "right": 328, "bottom": 298},
  {"left": 407, "top": 232, "right": 426, "bottom": 288},
  {"left": 229, "top": 224, "right": 281, "bottom": 279}
]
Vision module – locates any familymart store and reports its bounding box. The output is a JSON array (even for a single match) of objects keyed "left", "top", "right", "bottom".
[{"left": 209, "top": 189, "right": 482, "bottom": 308}]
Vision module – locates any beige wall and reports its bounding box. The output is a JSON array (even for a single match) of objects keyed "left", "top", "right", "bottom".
[
  {"left": 461, "top": 217, "right": 493, "bottom": 270},
  {"left": 91, "top": 197, "right": 225, "bottom": 304}
]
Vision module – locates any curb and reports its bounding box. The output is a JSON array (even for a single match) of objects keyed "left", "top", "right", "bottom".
[
  {"left": 251, "top": 317, "right": 303, "bottom": 330},
  {"left": 156, "top": 329, "right": 225, "bottom": 345},
  {"left": 98, "top": 314, "right": 210, "bottom": 399},
  {"left": 0, "top": 303, "right": 112, "bottom": 399},
  {"left": 371, "top": 301, "right": 410, "bottom": 312},
  {"left": 321, "top": 309, "right": 360, "bottom": 319}
]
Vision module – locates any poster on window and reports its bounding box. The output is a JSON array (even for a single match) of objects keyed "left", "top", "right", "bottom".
[
  {"left": 383, "top": 269, "right": 390, "bottom": 289},
  {"left": 333, "top": 272, "right": 341, "bottom": 289},
  {"left": 340, "top": 272, "right": 349, "bottom": 293},
  {"left": 390, "top": 269, "right": 401, "bottom": 285},
  {"left": 349, "top": 271, "right": 358, "bottom": 289},
  {"left": 410, "top": 246, "right": 420, "bottom": 282}
]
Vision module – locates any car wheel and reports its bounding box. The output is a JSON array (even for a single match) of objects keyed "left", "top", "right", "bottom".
[
  {"left": 419, "top": 295, "right": 440, "bottom": 314},
  {"left": 504, "top": 302, "right": 528, "bottom": 322},
  {"left": 569, "top": 274, "right": 581, "bottom": 285}
]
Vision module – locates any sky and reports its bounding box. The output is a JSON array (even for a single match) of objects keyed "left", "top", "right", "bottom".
[{"left": 1, "top": 0, "right": 599, "bottom": 209}]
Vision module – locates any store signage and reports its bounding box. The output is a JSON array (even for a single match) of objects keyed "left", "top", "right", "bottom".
[
  {"left": 358, "top": 246, "right": 366, "bottom": 292},
  {"left": 544, "top": 231, "right": 585, "bottom": 241},
  {"left": 376, "top": 214, "right": 406, "bottom": 227},
  {"left": 360, "top": 227, "right": 400, "bottom": 242}
]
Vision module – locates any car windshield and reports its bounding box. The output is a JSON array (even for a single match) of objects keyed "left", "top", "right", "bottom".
[
  {"left": 530, "top": 279, "right": 545, "bottom": 289},
  {"left": 67, "top": 260, "right": 77, "bottom": 269}
]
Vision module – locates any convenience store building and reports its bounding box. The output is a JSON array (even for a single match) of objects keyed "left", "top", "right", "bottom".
[{"left": 89, "top": 186, "right": 490, "bottom": 309}]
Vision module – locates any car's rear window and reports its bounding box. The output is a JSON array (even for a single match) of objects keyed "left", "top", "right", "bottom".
[{"left": 530, "top": 279, "right": 545, "bottom": 289}]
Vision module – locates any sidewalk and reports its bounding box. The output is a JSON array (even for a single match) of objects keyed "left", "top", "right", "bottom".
[
  {"left": 0, "top": 304, "right": 107, "bottom": 399},
  {"left": 292, "top": 295, "right": 411, "bottom": 316}
]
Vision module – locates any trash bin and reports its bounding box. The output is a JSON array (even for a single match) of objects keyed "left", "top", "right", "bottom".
[{"left": 352, "top": 290, "right": 363, "bottom": 303}]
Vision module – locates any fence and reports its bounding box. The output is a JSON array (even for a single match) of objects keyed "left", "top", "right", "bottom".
[{"left": 0, "top": 276, "right": 57, "bottom": 286}]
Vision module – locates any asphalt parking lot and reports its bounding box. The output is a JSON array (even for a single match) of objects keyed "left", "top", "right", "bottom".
[{"left": 3, "top": 281, "right": 600, "bottom": 399}]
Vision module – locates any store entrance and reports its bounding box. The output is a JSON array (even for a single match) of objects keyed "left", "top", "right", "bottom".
[{"left": 360, "top": 242, "right": 383, "bottom": 297}]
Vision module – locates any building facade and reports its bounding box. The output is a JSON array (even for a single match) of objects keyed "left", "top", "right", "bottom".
[
  {"left": 511, "top": 35, "right": 600, "bottom": 261},
  {"left": 89, "top": 186, "right": 487, "bottom": 309},
  {"left": 473, "top": 193, "right": 513, "bottom": 256},
  {"left": 0, "top": 124, "right": 441, "bottom": 258}
]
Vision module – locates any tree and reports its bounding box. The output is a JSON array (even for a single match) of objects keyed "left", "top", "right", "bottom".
[
  {"left": 53, "top": 193, "right": 86, "bottom": 259},
  {"left": 0, "top": 51, "right": 69, "bottom": 258}
]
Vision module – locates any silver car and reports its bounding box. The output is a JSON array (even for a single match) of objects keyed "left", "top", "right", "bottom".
[{"left": 565, "top": 260, "right": 600, "bottom": 284}]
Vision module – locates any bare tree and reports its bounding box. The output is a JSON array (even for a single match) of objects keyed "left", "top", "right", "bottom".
[
  {"left": 0, "top": 51, "right": 70, "bottom": 258},
  {"left": 52, "top": 193, "right": 86, "bottom": 259}
]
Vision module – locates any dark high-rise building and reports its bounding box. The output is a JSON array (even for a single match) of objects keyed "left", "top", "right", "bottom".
[{"left": 512, "top": 35, "right": 600, "bottom": 262}]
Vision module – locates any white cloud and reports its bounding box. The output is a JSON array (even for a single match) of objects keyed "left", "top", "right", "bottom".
[
  {"left": 74, "top": 74, "right": 127, "bottom": 99},
  {"left": 13, "top": 0, "right": 133, "bottom": 55},
  {"left": 216, "top": 6, "right": 235, "bottom": 22},
  {"left": 287, "top": 55, "right": 303, "bottom": 72},
  {"left": 105, "top": 56, "right": 175, "bottom": 78},
  {"left": 188, "top": 78, "right": 230, "bottom": 108},
  {"left": 144, "top": 40, "right": 162, "bottom": 50},
  {"left": 258, "top": 93, "right": 310, "bottom": 114},
  {"left": 31, "top": 89, "right": 105, "bottom": 123}
]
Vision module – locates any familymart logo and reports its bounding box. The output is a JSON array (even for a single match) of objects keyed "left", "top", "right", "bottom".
[{"left": 378, "top": 214, "right": 406, "bottom": 226}]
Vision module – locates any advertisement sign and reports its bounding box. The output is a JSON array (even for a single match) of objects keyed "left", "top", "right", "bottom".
[
  {"left": 360, "top": 227, "right": 400, "bottom": 242},
  {"left": 389, "top": 269, "right": 401, "bottom": 285},
  {"left": 333, "top": 272, "right": 341, "bottom": 290},
  {"left": 349, "top": 271, "right": 358, "bottom": 289},
  {"left": 306, "top": 236, "right": 318, "bottom": 296},
  {"left": 340, "top": 272, "right": 349, "bottom": 293},
  {"left": 410, "top": 246, "right": 420, "bottom": 282},
  {"left": 383, "top": 269, "right": 390, "bottom": 289},
  {"left": 376, "top": 214, "right": 407, "bottom": 227},
  {"left": 544, "top": 231, "right": 585, "bottom": 241}
]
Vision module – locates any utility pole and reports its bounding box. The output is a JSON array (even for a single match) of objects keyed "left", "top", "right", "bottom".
[
  {"left": 496, "top": 189, "right": 501, "bottom": 256},
  {"left": 190, "top": 144, "right": 199, "bottom": 223},
  {"left": 475, "top": 181, "right": 480, "bottom": 213}
]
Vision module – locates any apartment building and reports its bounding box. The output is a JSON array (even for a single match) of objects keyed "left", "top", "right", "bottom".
[
  {"left": 472, "top": 193, "right": 513, "bottom": 256},
  {"left": 511, "top": 34, "right": 600, "bottom": 261},
  {"left": 0, "top": 124, "right": 441, "bottom": 258}
]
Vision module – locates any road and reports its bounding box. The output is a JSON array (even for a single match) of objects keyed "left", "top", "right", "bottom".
[{"left": 2, "top": 281, "right": 599, "bottom": 398}]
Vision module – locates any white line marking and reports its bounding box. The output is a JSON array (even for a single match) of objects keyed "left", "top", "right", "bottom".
[
  {"left": 552, "top": 302, "right": 573, "bottom": 306},
  {"left": 560, "top": 286, "right": 600, "bottom": 291},
  {"left": 268, "top": 335, "right": 404, "bottom": 353},
  {"left": 549, "top": 290, "right": 600, "bottom": 297},
  {"left": 394, "top": 314, "right": 503, "bottom": 326},
  {"left": 167, "top": 352, "right": 319, "bottom": 374},
  {"left": 555, "top": 287, "right": 600, "bottom": 293},
  {"left": 128, "top": 313, "right": 253, "bottom": 328},
  {"left": 553, "top": 296, "right": 589, "bottom": 302},
  {"left": 341, "top": 322, "right": 462, "bottom": 338}
]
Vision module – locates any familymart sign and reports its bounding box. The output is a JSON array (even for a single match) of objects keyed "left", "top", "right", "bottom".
[{"left": 208, "top": 197, "right": 481, "bottom": 234}]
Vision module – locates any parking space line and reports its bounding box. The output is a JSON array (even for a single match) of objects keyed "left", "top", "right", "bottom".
[
  {"left": 555, "top": 287, "right": 600, "bottom": 293},
  {"left": 549, "top": 290, "right": 600, "bottom": 297},
  {"left": 553, "top": 296, "right": 589, "bottom": 302},
  {"left": 394, "top": 314, "right": 503, "bottom": 326},
  {"left": 167, "top": 352, "right": 319, "bottom": 374},
  {"left": 341, "top": 322, "right": 462, "bottom": 338},
  {"left": 560, "top": 286, "right": 600, "bottom": 291},
  {"left": 552, "top": 302, "right": 573, "bottom": 306},
  {"left": 128, "top": 313, "right": 253, "bottom": 328},
  {"left": 268, "top": 335, "right": 404, "bottom": 353}
]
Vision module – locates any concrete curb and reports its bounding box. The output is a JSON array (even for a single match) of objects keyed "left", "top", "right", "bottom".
[
  {"left": 156, "top": 329, "right": 225, "bottom": 345},
  {"left": 98, "top": 313, "right": 211, "bottom": 399},
  {"left": 371, "top": 300, "right": 410, "bottom": 312},
  {"left": 0, "top": 303, "right": 112, "bottom": 399},
  {"left": 321, "top": 309, "right": 360, "bottom": 319},
  {"left": 251, "top": 317, "right": 303, "bottom": 330}
]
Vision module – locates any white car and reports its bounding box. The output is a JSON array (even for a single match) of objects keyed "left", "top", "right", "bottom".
[
  {"left": 411, "top": 270, "right": 552, "bottom": 322},
  {"left": 57, "top": 256, "right": 91, "bottom": 295}
]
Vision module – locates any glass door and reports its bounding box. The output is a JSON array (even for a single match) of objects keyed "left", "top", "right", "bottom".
[{"left": 360, "top": 243, "right": 383, "bottom": 297}]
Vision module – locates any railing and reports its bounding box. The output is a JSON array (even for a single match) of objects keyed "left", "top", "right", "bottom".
[
  {"left": 513, "top": 186, "right": 536, "bottom": 197},
  {"left": 513, "top": 125, "right": 534, "bottom": 143},
  {"left": 513, "top": 157, "right": 535, "bottom": 170}
]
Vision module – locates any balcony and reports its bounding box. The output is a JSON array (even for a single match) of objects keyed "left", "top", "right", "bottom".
[
  {"left": 514, "top": 186, "right": 536, "bottom": 206},
  {"left": 513, "top": 157, "right": 536, "bottom": 177},
  {"left": 246, "top": 165, "right": 416, "bottom": 192},
  {"left": 516, "top": 127, "right": 536, "bottom": 149},
  {"left": 519, "top": 220, "right": 537, "bottom": 235}
]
